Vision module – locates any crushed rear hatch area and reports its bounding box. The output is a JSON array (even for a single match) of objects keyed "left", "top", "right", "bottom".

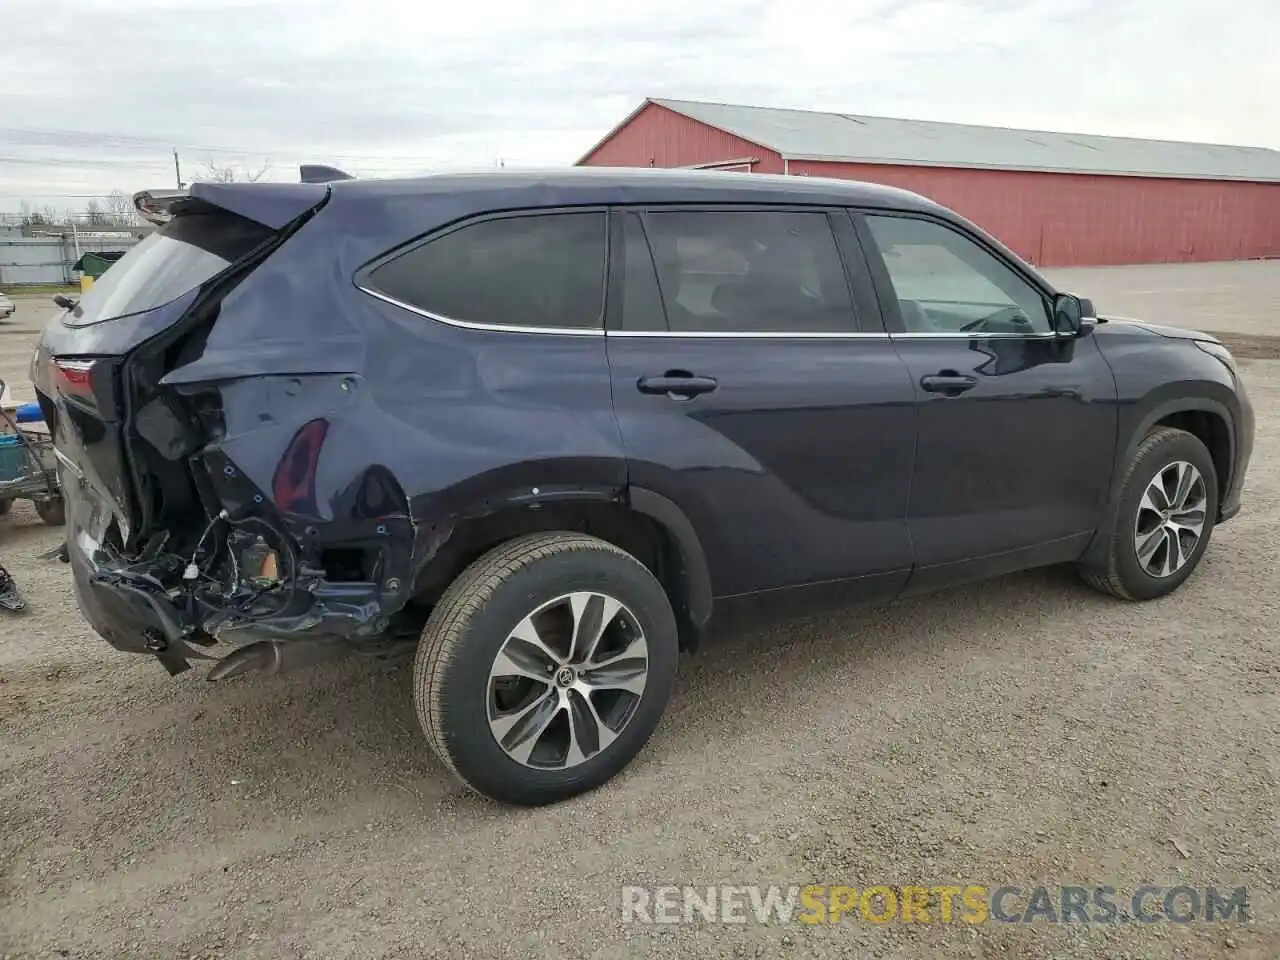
[{"left": 36, "top": 180, "right": 418, "bottom": 676}]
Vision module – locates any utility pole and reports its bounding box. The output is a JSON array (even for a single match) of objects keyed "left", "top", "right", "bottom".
[{"left": 173, "top": 149, "right": 183, "bottom": 189}]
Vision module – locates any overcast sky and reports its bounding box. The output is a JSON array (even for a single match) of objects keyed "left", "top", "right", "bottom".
[{"left": 1, "top": 0, "right": 1277, "bottom": 213}]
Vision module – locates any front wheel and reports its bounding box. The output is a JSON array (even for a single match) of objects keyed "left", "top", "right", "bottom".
[
  {"left": 1081, "top": 426, "right": 1218, "bottom": 601},
  {"left": 414, "top": 532, "right": 679, "bottom": 806}
]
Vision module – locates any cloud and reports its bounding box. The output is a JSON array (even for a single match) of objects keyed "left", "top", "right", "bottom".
[{"left": 0, "top": 0, "right": 1276, "bottom": 210}]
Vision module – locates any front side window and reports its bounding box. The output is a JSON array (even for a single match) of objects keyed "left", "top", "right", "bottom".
[
  {"left": 366, "top": 211, "right": 606, "bottom": 330},
  {"left": 864, "top": 215, "right": 1051, "bottom": 334},
  {"left": 640, "top": 210, "right": 856, "bottom": 334}
]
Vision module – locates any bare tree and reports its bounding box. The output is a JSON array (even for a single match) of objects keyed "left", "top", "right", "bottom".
[
  {"left": 84, "top": 199, "right": 107, "bottom": 226},
  {"left": 103, "top": 190, "right": 140, "bottom": 226},
  {"left": 16, "top": 202, "right": 51, "bottom": 226},
  {"left": 194, "top": 157, "right": 270, "bottom": 183}
]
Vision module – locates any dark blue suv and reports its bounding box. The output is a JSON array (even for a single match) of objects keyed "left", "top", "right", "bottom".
[{"left": 34, "top": 167, "right": 1254, "bottom": 805}]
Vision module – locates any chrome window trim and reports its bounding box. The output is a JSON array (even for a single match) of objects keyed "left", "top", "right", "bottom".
[
  {"left": 607, "top": 329, "right": 886, "bottom": 339},
  {"left": 359, "top": 287, "right": 1064, "bottom": 341},
  {"left": 891, "top": 330, "right": 1059, "bottom": 340},
  {"left": 607, "top": 330, "right": 1059, "bottom": 340},
  {"left": 358, "top": 286, "right": 606, "bottom": 337}
]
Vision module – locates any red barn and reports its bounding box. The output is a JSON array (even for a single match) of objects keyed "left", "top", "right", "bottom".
[{"left": 577, "top": 98, "right": 1280, "bottom": 268}]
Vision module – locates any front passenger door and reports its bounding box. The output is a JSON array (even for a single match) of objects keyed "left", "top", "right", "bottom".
[{"left": 855, "top": 212, "right": 1118, "bottom": 590}]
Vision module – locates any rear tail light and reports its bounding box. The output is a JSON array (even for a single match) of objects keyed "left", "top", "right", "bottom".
[
  {"left": 51, "top": 358, "right": 104, "bottom": 415},
  {"left": 52, "top": 357, "right": 98, "bottom": 394}
]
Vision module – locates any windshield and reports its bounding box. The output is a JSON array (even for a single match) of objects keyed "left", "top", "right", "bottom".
[{"left": 66, "top": 209, "right": 273, "bottom": 326}]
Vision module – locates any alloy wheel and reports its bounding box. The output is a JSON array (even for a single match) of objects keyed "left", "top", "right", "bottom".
[
  {"left": 486, "top": 592, "right": 649, "bottom": 769},
  {"left": 1133, "top": 460, "right": 1207, "bottom": 579}
]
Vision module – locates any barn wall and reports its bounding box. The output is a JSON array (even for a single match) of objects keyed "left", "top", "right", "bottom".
[
  {"left": 581, "top": 108, "right": 1280, "bottom": 267},
  {"left": 788, "top": 160, "right": 1280, "bottom": 267},
  {"left": 579, "top": 103, "right": 784, "bottom": 172}
]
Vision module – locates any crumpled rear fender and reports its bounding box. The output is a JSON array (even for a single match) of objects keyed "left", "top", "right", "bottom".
[
  {"left": 161, "top": 207, "right": 629, "bottom": 638},
  {"left": 189, "top": 363, "right": 627, "bottom": 634}
]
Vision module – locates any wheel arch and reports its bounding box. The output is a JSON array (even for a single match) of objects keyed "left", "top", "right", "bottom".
[
  {"left": 1081, "top": 394, "right": 1235, "bottom": 570},
  {"left": 410, "top": 487, "right": 712, "bottom": 652},
  {"left": 1129, "top": 394, "right": 1234, "bottom": 502},
  {"left": 1147, "top": 407, "right": 1232, "bottom": 507},
  {"left": 627, "top": 486, "right": 713, "bottom": 649}
]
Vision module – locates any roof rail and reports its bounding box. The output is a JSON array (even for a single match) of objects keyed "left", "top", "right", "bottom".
[{"left": 299, "top": 164, "right": 355, "bottom": 184}]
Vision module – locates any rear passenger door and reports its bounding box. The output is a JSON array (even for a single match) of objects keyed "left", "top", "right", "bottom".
[{"left": 605, "top": 205, "right": 918, "bottom": 600}]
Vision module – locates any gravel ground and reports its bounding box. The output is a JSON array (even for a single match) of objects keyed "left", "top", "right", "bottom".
[
  {"left": 1, "top": 266, "right": 1278, "bottom": 959},
  {"left": 1045, "top": 259, "right": 1280, "bottom": 340}
]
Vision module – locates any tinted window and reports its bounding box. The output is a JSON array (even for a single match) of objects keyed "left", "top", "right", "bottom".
[
  {"left": 865, "top": 215, "right": 1051, "bottom": 334},
  {"left": 641, "top": 210, "right": 855, "bottom": 333},
  {"left": 368, "top": 212, "right": 606, "bottom": 330},
  {"left": 67, "top": 210, "right": 273, "bottom": 326},
  {"left": 616, "top": 212, "right": 667, "bottom": 332}
]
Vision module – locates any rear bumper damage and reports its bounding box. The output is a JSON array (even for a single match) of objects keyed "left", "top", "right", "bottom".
[
  {"left": 69, "top": 543, "right": 389, "bottom": 677},
  {"left": 67, "top": 531, "right": 396, "bottom": 678},
  {"left": 61, "top": 437, "right": 419, "bottom": 677}
]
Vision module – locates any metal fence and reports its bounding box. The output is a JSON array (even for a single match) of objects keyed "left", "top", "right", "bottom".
[{"left": 0, "top": 234, "right": 142, "bottom": 286}]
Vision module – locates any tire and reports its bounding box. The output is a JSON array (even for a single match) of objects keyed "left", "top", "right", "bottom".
[
  {"left": 1081, "top": 427, "right": 1218, "bottom": 601},
  {"left": 35, "top": 497, "right": 65, "bottom": 526},
  {"left": 0, "top": 499, "right": 10, "bottom": 516},
  {"left": 414, "top": 531, "right": 679, "bottom": 806}
]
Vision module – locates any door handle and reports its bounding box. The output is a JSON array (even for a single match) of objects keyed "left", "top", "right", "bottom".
[
  {"left": 920, "top": 371, "right": 977, "bottom": 396},
  {"left": 636, "top": 372, "right": 719, "bottom": 399}
]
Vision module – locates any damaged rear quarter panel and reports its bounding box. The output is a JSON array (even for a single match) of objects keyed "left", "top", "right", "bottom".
[{"left": 162, "top": 209, "right": 628, "bottom": 626}]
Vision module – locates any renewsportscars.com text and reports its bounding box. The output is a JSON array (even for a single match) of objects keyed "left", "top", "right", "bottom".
[{"left": 621, "top": 884, "right": 1250, "bottom": 925}]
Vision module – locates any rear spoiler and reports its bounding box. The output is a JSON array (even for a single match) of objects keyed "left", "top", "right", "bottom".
[
  {"left": 132, "top": 188, "right": 188, "bottom": 225},
  {"left": 133, "top": 164, "right": 355, "bottom": 225},
  {"left": 299, "top": 164, "right": 355, "bottom": 184}
]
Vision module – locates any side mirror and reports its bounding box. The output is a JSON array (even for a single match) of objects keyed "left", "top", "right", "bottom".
[{"left": 1052, "top": 293, "right": 1085, "bottom": 336}]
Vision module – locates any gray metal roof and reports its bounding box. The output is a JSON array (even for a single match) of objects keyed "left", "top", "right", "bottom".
[{"left": 650, "top": 98, "right": 1280, "bottom": 182}]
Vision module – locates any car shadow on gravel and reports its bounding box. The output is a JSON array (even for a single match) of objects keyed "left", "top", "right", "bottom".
[
  {"left": 666, "top": 563, "right": 1091, "bottom": 720},
  {"left": 11, "top": 563, "right": 1103, "bottom": 824}
]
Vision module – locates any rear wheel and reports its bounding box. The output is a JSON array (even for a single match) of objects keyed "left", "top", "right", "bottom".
[
  {"left": 0, "top": 499, "right": 11, "bottom": 516},
  {"left": 34, "top": 497, "right": 65, "bottom": 526},
  {"left": 414, "top": 532, "right": 679, "bottom": 806},
  {"left": 1081, "top": 427, "right": 1218, "bottom": 601}
]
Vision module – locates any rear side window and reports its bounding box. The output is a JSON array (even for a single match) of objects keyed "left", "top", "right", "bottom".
[
  {"left": 66, "top": 209, "right": 273, "bottom": 326},
  {"left": 366, "top": 212, "right": 607, "bottom": 330},
  {"left": 640, "top": 210, "right": 856, "bottom": 333}
]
